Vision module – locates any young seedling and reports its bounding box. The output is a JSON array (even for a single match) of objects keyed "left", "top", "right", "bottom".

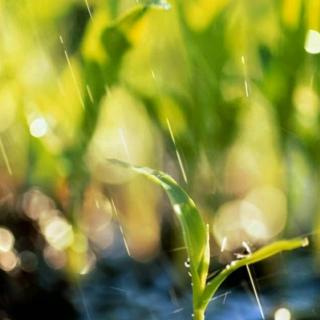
[{"left": 109, "top": 159, "right": 309, "bottom": 320}]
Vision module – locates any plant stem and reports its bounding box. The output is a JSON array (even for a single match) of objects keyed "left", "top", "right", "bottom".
[{"left": 194, "top": 308, "right": 205, "bottom": 320}]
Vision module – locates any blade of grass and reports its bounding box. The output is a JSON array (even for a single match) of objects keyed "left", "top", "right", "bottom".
[
  {"left": 200, "top": 237, "right": 309, "bottom": 311},
  {"left": 107, "top": 159, "right": 209, "bottom": 306},
  {"left": 108, "top": 159, "right": 308, "bottom": 320}
]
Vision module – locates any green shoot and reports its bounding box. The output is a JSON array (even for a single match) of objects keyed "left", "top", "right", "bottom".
[{"left": 108, "top": 159, "right": 309, "bottom": 320}]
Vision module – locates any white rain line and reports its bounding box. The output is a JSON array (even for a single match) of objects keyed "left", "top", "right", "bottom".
[
  {"left": 110, "top": 198, "right": 131, "bottom": 257},
  {"left": 109, "top": 286, "right": 129, "bottom": 294},
  {"left": 166, "top": 118, "right": 188, "bottom": 184},
  {"left": 241, "top": 55, "right": 250, "bottom": 98},
  {"left": 0, "top": 138, "right": 12, "bottom": 175},
  {"left": 171, "top": 308, "right": 184, "bottom": 314},
  {"left": 242, "top": 241, "right": 251, "bottom": 254},
  {"left": 118, "top": 128, "right": 130, "bottom": 161},
  {"left": 209, "top": 291, "right": 232, "bottom": 304},
  {"left": 222, "top": 291, "right": 229, "bottom": 304},
  {"left": 242, "top": 241, "right": 265, "bottom": 320},
  {"left": 244, "top": 80, "right": 249, "bottom": 98},
  {"left": 151, "top": 69, "right": 156, "bottom": 80},
  {"left": 84, "top": 0, "right": 93, "bottom": 21},
  {"left": 221, "top": 237, "right": 228, "bottom": 252},
  {"left": 246, "top": 266, "right": 265, "bottom": 319},
  {"left": 176, "top": 151, "right": 188, "bottom": 184},
  {"left": 86, "top": 84, "right": 94, "bottom": 103},
  {"left": 166, "top": 117, "right": 176, "bottom": 144},
  {"left": 59, "top": 35, "right": 85, "bottom": 109},
  {"left": 168, "top": 246, "right": 187, "bottom": 252}
]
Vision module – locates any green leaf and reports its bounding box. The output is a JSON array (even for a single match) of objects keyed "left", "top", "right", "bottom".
[
  {"left": 108, "top": 159, "right": 208, "bottom": 301},
  {"left": 107, "top": 159, "right": 309, "bottom": 318},
  {"left": 200, "top": 237, "right": 309, "bottom": 310}
]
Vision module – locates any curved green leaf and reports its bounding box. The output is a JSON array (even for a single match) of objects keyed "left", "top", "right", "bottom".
[
  {"left": 107, "top": 159, "right": 308, "bottom": 319},
  {"left": 200, "top": 237, "right": 309, "bottom": 310},
  {"left": 108, "top": 159, "right": 209, "bottom": 302}
]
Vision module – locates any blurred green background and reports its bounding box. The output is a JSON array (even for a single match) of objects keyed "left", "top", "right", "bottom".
[{"left": 0, "top": 0, "right": 320, "bottom": 318}]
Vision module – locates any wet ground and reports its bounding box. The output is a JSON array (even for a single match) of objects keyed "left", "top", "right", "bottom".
[{"left": 74, "top": 235, "right": 320, "bottom": 320}]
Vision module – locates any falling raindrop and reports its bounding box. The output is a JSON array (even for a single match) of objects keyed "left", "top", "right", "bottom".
[
  {"left": 221, "top": 236, "right": 227, "bottom": 252},
  {"left": 241, "top": 55, "right": 250, "bottom": 97},
  {"left": 230, "top": 260, "right": 237, "bottom": 267},
  {"left": 84, "top": 0, "right": 93, "bottom": 20},
  {"left": 0, "top": 138, "right": 12, "bottom": 175},
  {"left": 59, "top": 35, "right": 85, "bottom": 109},
  {"left": 166, "top": 118, "right": 188, "bottom": 184},
  {"left": 242, "top": 241, "right": 252, "bottom": 254}
]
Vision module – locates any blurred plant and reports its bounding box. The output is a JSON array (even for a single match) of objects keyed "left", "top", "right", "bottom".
[
  {"left": 0, "top": 0, "right": 172, "bottom": 273},
  {"left": 0, "top": 0, "right": 319, "bottom": 291},
  {"left": 109, "top": 159, "right": 308, "bottom": 320}
]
